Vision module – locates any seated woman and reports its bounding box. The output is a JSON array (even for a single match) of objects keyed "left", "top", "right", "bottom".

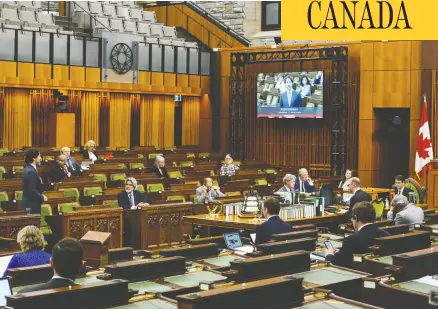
[
  {"left": 338, "top": 169, "right": 353, "bottom": 190},
  {"left": 220, "top": 154, "right": 239, "bottom": 176},
  {"left": 152, "top": 156, "right": 169, "bottom": 178},
  {"left": 3, "top": 225, "right": 51, "bottom": 277},
  {"left": 82, "top": 140, "right": 97, "bottom": 162}
]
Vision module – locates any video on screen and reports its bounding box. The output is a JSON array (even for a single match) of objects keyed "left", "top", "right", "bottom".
[{"left": 257, "top": 71, "right": 324, "bottom": 118}]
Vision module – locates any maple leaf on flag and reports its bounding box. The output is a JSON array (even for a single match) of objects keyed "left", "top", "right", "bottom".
[{"left": 418, "top": 135, "right": 432, "bottom": 160}]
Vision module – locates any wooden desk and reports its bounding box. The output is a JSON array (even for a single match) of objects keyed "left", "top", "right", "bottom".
[
  {"left": 428, "top": 168, "right": 438, "bottom": 209},
  {"left": 0, "top": 213, "right": 40, "bottom": 239},
  {"left": 182, "top": 213, "right": 345, "bottom": 236},
  {"left": 46, "top": 208, "right": 123, "bottom": 249}
]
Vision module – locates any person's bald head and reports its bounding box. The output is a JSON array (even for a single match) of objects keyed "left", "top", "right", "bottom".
[{"left": 58, "top": 155, "right": 67, "bottom": 166}]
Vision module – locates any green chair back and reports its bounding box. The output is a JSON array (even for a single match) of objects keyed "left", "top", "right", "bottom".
[
  {"left": 404, "top": 183, "right": 420, "bottom": 203},
  {"left": 0, "top": 166, "right": 5, "bottom": 179},
  {"left": 136, "top": 184, "right": 145, "bottom": 192},
  {"left": 116, "top": 146, "right": 130, "bottom": 151},
  {"left": 129, "top": 163, "right": 144, "bottom": 170},
  {"left": 264, "top": 169, "right": 277, "bottom": 174},
  {"left": 60, "top": 188, "right": 80, "bottom": 202},
  {"left": 225, "top": 191, "right": 241, "bottom": 196},
  {"left": 190, "top": 194, "right": 198, "bottom": 203},
  {"left": 167, "top": 195, "right": 186, "bottom": 203},
  {"left": 147, "top": 183, "right": 164, "bottom": 193},
  {"left": 103, "top": 200, "right": 120, "bottom": 208},
  {"left": 169, "top": 171, "right": 182, "bottom": 179},
  {"left": 372, "top": 201, "right": 385, "bottom": 219},
  {"left": 255, "top": 178, "right": 268, "bottom": 186},
  {"left": 198, "top": 153, "right": 210, "bottom": 159},
  {"left": 58, "top": 203, "right": 78, "bottom": 213},
  {"left": 14, "top": 191, "right": 23, "bottom": 201},
  {"left": 180, "top": 161, "right": 194, "bottom": 168},
  {"left": 40, "top": 204, "right": 53, "bottom": 235},
  {"left": 148, "top": 153, "right": 163, "bottom": 159},
  {"left": 84, "top": 187, "right": 103, "bottom": 196},
  {"left": 92, "top": 174, "right": 108, "bottom": 182},
  {"left": 110, "top": 173, "right": 127, "bottom": 181},
  {"left": 186, "top": 153, "right": 196, "bottom": 159},
  {"left": 12, "top": 166, "right": 24, "bottom": 173}
]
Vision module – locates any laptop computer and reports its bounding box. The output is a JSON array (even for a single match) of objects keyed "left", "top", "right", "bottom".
[
  {"left": 0, "top": 277, "right": 12, "bottom": 308},
  {"left": 224, "top": 232, "right": 255, "bottom": 255}
]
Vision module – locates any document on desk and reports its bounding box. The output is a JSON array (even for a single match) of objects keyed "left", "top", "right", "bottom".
[
  {"left": 414, "top": 276, "right": 438, "bottom": 287},
  {"left": 310, "top": 252, "right": 326, "bottom": 261}
]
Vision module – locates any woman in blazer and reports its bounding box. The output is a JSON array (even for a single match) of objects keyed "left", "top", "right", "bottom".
[{"left": 83, "top": 140, "right": 97, "bottom": 162}]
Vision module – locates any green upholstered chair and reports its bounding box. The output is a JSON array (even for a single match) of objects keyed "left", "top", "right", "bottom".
[
  {"left": 190, "top": 194, "right": 198, "bottom": 203},
  {"left": 225, "top": 191, "right": 242, "bottom": 197},
  {"left": 136, "top": 184, "right": 145, "bottom": 192},
  {"left": 103, "top": 200, "right": 120, "bottom": 208},
  {"left": 0, "top": 166, "right": 5, "bottom": 179},
  {"left": 405, "top": 182, "right": 420, "bottom": 203},
  {"left": 184, "top": 181, "right": 201, "bottom": 187},
  {"left": 14, "top": 191, "right": 23, "bottom": 201},
  {"left": 147, "top": 183, "right": 165, "bottom": 193},
  {"left": 198, "top": 152, "right": 210, "bottom": 159},
  {"left": 60, "top": 188, "right": 80, "bottom": 202},
  {"left": 12, "top": 166, "right": 24, "bottom": 174},
  {"left": 84, "top": 187, "right": 103, "bottom": 196},
  {"left": 58, "top": 202, "right": 80, "bottom": 213},
  {"left": 168, "top": 171, "right": 182, "bottom": 179},
  {"left": 148, "top": 153, "right": 163, "bottom": 160},
  {"left": 129, "top": 163, "right": 144, "bottom": 170},
  {"left": 166, "top": 195, "right": 186, "bottom": 203},
  {"left": 116, "top": 146, "right": 130, "bottom": 151},
  {"left": 186, "top": 153, "right": 196, "bottom": 159},
  {"left": 372, "top": 200, "right": 385, "bottom": 220},
  {"left": 255, "top": 178, "right": 268, "bottom": 186},
  {"left": 40, "top": 204, "right": 53, "bottom": 235},
  {"left": 180, "top": 161, "right": 194, "bottom": 168},
  {"left": 264, "top": 169, "right": 277, "bottom": 174},
  {"left": 0, "top": 191, "right": 8, "bottom": 210},
  {"left": 110, "top": 173, "right": 127, "bottom": 181}
]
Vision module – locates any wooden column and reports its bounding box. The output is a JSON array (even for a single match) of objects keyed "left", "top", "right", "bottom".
[{"left": 48, "top": 113, "right": 75, "bottom": 147}]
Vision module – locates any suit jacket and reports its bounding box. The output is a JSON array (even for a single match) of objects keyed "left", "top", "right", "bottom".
[
  {"left": 325, "top": 224, "right": 390, "bottom": 268},
  {"left": 196, "top": 186, "right": 225, "bottom": 203},
  {"left": 393, "top": 187, "right": 414, "bottom": 199},
  {"left": 276, "top": 186, "right": 292, "bottom": 193},
  {"left": 294, "top": 178, "right": 316, "bottom": 193},
  {"left": 83, "top": 151, "right": 97, "bottom": 160},
  {"left": 152, "top": 166, "right": 169, "bottom": 178},
  {"left": 66, "top": 157, "right": 81, "bottom": 176},
  {"left": 388, "top": 203, "right": 424, "bottom": 228},
  {"left": 255, "top": 216, "right": 293, "bottom": 244},
  {"left": 22, "top": 164, "right": 44, "bottom": 214},
  {"left": 349, "top": 189, "right": 372, "bottom": 211},
  {"left": 279, "top": 91, "right": 303, "bottom": 108},
  {"left": 18, "top": 278, "right": 77, "bottom": 293},
  {"left": 48, "top": 163, "right": 69, "bottom": 183},
  {"left": 117, "top": 190, "right": 146, "bottom": 209}
]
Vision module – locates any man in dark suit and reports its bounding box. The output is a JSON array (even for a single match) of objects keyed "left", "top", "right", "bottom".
[
  {"left": 22, "top": 148, "right": 47, "bottom": 214},
  {"left": 255, "top": 198, "right": 293, "bottom": 244},
  {"left": 279, "top": 78, "right": 303, "bottom": 108},
  {"left": 61, "top": 146, "right": 82, "bottom": 176},
  {"left": 348, "top": 177, "right": 372, "bottom": 212},
  {"left": 48, "top": 155, "right": 71, "bottom": 183},
  {"left": 294, "top": 168, "right": 316, "bottom": 196},
  {"left": 19, "top": 238, "right": 83, "bottom": 293},
  {"left": 393, "top": 174, "right": 414, "bottom": 199},
  {"left": 325, "top": 201, "right": 390, "bottom": 268},
  {"left": 117, "top": 177, "right": 149, "bottom": 209}
]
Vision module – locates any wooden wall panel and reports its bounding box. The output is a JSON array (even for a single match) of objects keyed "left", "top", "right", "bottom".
[
  {"left": 151, "top": 72, "right": 164, "bottom": 86},
  {"left": 372, "top": 71, "right": 411, "bottom": 107},
  {"left": 359, "top": 71, "right": 374, "bottom": 120},
  {"left": 360, "top": 42, "right": 374, "bottom": 71},
  {"left": 189, "top": 75, "right": 200, "bottom": 88},
  {"left": 85, "top": 68, "right": 100, "bottom": 82},
  {"left": 177, "top": 74, "right": 188, "bottom": 87},
  {"left": 138, "top": 71, "right": 150, "bottom": 85},
  {"left": 409, "top": 119, "right": 420, "bottom": 178},
  {"left": 373, "top": 41, "right": 411, "bottom": 71},
  {"left": 163, "top": 73, "right": 176, "bottom": 86},
  {"left": 35, "top": 64, "right": 51, "bottom": 79},
  {"left": 17, "top": 63, "right": 34, "bottom": 79},
  {"left": 0, "top": 61, "right": 17, "bottom": 78},
  {"left": 199, "top": 119, "right": 212, "bottom": 152},
  {"left": 54, "top": 65, "right": 70, "bottom": 81}
]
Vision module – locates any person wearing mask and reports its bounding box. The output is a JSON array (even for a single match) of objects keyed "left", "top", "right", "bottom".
[
  {"left": 294, "top": 168, "right": 316, "bottom": 196},
  {"left": 18, "top": 238, "right": 84, "bottom": 293},
  {"left": 220, "top": 154, "right": 239, "bottom": 176},
  {"left": 3, "top": 225, "right": 51, "bottom": 277},
  {"left": 48, "top": 155, "right": 71, "bottom": 183},
  {"left": 276, "top": 174, "right": 296, "bottom": 193},
  {"left": 22, "top": 148, "right": 47, "bottom": 214},
  {"left": 196, "top": 178, "right": 225, "bottom": 203},
  {"left": 387, "top": 195, "right": 424, "bottom": 228},
  {"left": 82, "top": 140, "right": 97, "bottom": 162},
  {"left": 325, "top": 201, "right": 389, "bottom": 268},
  {"left": 255, "top": 198, "right": 293, "bottom": 244},
  {"left": 152, "top": 156, "right": 169, "bottom": 178},
  {"left": 347, "top": 177, "right": 372, "bottom": 213},
  {"left": 61, "top": 147, "right": 81, "bottom": 176},
  {"left": 393, "top": 175, "right": 414, "bottom": 199},
  {"left": 117, "top": 177, "right": 149, "bottom": 209}
]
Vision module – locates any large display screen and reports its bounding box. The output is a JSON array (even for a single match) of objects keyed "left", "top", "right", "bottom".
[{"left": 257, "top": 71, "right": 324, "bottom": 118}]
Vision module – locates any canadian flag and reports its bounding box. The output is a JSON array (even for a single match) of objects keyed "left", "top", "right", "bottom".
[{"left": 415, "top": 96, "right": 434, "bottom": 179}]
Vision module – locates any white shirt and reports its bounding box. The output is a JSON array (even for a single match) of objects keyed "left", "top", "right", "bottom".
[
  {"left": 88, "top": 151, "right": 97, "bottom": 162},
  {"left": 283, "top": 186, "right": 291, "bottom": 192},
  {"left": 397, "top": 187, "right": 405, "bottom": 195}
]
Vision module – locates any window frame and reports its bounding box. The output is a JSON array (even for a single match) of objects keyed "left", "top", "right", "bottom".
[{"left": 261, "top": 1, "right": 281, "bottom": 31}]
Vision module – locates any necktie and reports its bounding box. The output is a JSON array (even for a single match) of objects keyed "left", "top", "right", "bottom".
[
  {"left": 301, "top": 181, "right": 305, "bottom": 193},
  {"left": 67, "top": 158, "right": 74, "bottom": 171},
  {"left": 129, "top": 193, "right": 135, "bottom": 207},
  {"left": 398, "top": 189, "right": 402, "bottom": 195}
]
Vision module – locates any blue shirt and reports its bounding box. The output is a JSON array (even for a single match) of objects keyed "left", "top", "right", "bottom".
[{"left": 3, "top": 250, "right": 51, "bottom": 277}]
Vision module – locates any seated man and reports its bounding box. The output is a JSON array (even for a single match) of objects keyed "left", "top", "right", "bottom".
[
  {"left": 61, "top": 146, "right": 82, "bottom": 176},
  {"left": 393, "top": 174, "right": 414, "bottom": 199},
  {"left": 325, "top": 201, "right": 389, "bottom": 268},
  {"left": 347, "top": 177, "right": 372, "bottom": 213},
  {"left": 255, "top": 198, "right": 293, "bottom": 244},
  {"left": 276, "top": 174, "right": 296, "bottom": 193},
  {"left": 196, "top": 177, "right": 225, "bottom": 203},
  {"left": 18, "top": 238, "right": 83, "bottom": 293},
  {"left": 48, "top": 155, "right": 71, "bottom": 183},
  {"left": 220, "top": 154, "right": 239, "bottom": 176},
  {"left": 294, "top": 168, "right": 316, "bottom": 196},
  {"left": 387, "top": 195, "right": 424, "bottom": 228},
  {"left": 117, "top": 177, "right": 149, "bottom": 209}
]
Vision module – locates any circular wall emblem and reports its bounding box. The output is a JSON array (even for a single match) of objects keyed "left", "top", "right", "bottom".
[{"left": 110, "top": 43, "right": 133, "bottom": 74}]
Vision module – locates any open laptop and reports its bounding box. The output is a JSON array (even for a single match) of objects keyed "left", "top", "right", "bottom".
[
  {"left": 0, "top": 277, "right": 12, "bottom": 308},
  {"left": 224, "top": 232, "right": 255, "bottom": 255}
]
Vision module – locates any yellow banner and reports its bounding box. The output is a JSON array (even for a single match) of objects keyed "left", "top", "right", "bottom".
[{"left": 281, "top": 0, "right": 438, "bottom": 40}]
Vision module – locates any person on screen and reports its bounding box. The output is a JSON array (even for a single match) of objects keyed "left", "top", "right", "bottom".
[
  {"left": 275, "top": 74, "right": 286, "bottom": 93},
  {"left": 300, "top": 75, "right": 312, "bottom": 98},
  {"left": 255, "top": 198, "right": 292, "bottom": 244},
  {"left": 279, "top": 76, "right": 303, "bottom": 108},
  {"left": 18, "top": 238, "right": 84, "bottom": 293},
  {"left": 314, "top": 71, "right": 323, "bottom": 85},
  {"left": 3, "top": 225, "right": 51, "bottom": 277}
]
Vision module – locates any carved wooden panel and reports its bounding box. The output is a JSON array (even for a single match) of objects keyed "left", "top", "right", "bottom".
[
  {"left": 159, "top": 214, "right": 169, "bottom": 246},
  {"left": 0, "top": 227, "right": 7, "bottom": 238},
  {"left": 109, "top": 217, "right": 121, "bottom": 248}
]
